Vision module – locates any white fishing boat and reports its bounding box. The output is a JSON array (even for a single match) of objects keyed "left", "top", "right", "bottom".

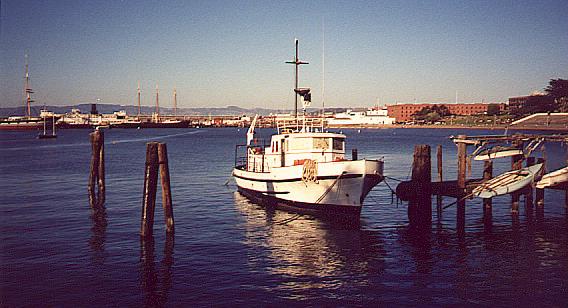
[
  {"left": 536, "top": 166, "right": 568, "bottom": 189},
  {"left": 232, "top": 40, "right": 384, "bottom": 219},
  {"left": 472, "top": 163, "right": 543, "bottom": 198},
  {"left": 473, "top": 145, "right": 524, "bottom": 161}
]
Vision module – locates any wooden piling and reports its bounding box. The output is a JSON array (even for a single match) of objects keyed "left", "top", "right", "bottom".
[
  {"left": 535, "top": 158, "right": 545, "bottom": 207},
  {"left": 525, "top": 157, "right": 535, "bottom": 209},
  {"left": 88, "top": 130, "right": 105, "bottom": 208},
  {"left": 141, "top": 142, "right": 160, "bottom": 237},
  {"left": 158, "top": 143, "right": 175, "bottom": 234},
  {"left": 436, "top": 145, "right": 443, "bottom": 218},
  {"left": 408, "top": 145, "right": 432, "bottom": 228},
  {"left": 510, "top": 140, "right": 523, "bottom": 214},
  {"left": 456, "top": 135, "right": 467, "bottom": 230},
  {"left": 483, "top": 160, "right": 493, "bottom": 213},
  {"left": 352, "top": 148, "right": 358, "bottom": 161}
]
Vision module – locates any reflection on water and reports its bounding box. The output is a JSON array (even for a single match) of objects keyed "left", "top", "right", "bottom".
[
  {"left": 234, "top": 192, "right": 385, "bottom": 298},
  {"left": 89, "top": 207, "right": 107, "bottom": 266},
  {"left": 139, "top": 234, "right": 174, "bottom": 307}
]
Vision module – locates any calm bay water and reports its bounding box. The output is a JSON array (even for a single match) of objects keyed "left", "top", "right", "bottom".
[{"left": 1, "top": 128, "right": 567, "bottom": 306}]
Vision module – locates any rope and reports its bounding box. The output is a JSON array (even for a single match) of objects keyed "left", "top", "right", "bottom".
[
  {"left": 384, "top": 175, "right": 404, "bottom": 182},
  {"left": 301, "top": 160, "right": 319, "bottom": 183},
  {"left": 315, "top": 171, "right": 346, "bottom": 204}
]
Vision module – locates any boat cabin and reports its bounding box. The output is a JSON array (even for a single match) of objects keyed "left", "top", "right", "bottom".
[{"left": 246, "top": 131, "right": 346, "bottom": 173}]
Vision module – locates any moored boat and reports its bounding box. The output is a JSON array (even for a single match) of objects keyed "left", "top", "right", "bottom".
[
  {"left": 232, "top": 40, "right": 384, "bottom": 220},
  {"left": 472, "top": 163, "right": 543, "bottom": 198},
  {"left": 536, "top": 166, "right": 568, "bottom": 189},
  {"left": 473, "top": 145, "right": 524, "bottom": 161}
]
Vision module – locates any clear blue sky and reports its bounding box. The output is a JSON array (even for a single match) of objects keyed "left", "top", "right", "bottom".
[{"left": 1, "top": 0, "right": 567, "bottom": 110}]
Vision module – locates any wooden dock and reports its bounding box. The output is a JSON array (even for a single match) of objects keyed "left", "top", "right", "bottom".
[{"left": 396, "top": 133, "right": 568, "bottom": 230}]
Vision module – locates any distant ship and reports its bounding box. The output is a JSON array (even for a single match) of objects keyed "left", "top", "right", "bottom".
[
  {"left": 326, "top": 108, "right": 395, "bottom": 127},
  {"left": 0, "top": 55, "right": 43, "bottom": 130}
]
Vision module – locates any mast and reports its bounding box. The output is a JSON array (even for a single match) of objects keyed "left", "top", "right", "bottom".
[
  {"left": 286, "top": 39, "right": 309, "bottom": 120},
  {"left": 137, "top": 81, "right": 141, "bottom": 116},
  {"left": 24, "top": 54, "right": 34, "bottom": 118},
  {"left": 173, "top": 87, "right": 177, "bottom": 116},
  {"left": 155, "top": 84, "right": 160, "bottom": 121},
  {"left": 321, "top": 18, "right": 325, "bottom": 129}
]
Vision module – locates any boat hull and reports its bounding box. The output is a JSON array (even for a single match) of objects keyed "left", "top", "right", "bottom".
[
  {"left": 233, "top": 159, "right": 383, "bottom": 219},
  {"left": 536, "top": 167, "right": 568, "bottom": 189},
  {"left": 473, "top": 163, "right": 543, "bottom": 198}
]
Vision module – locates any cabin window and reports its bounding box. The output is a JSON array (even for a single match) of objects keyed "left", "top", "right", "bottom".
[
  {"left": 333, "top": 138, "right": 344, "bottom": 151},
  {"left": 313, "top": 138, "right": 330, "bottom": 150},
  {"left": 276, "top": 141, "right": 279, "bottom": 152}
]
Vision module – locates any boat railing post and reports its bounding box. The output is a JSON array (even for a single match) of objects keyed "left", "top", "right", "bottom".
[{"left": 352, "top": 148, "right": 358, "bottom": 161}]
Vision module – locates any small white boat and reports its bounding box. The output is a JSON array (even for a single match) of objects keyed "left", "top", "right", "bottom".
[
  {"left": 473, "top": 145, "right": 523, "bottom": 161},
  {"left": 472, "top": 163, "right": 543, "bottom": 199},
  {"left": 536, "top": 166, "right": 568, "bottom": 189}
]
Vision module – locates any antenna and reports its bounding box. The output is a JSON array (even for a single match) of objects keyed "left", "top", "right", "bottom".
[
  {"left": 285, "top": 39, "right": 309, "bottom": 120},
  {"left": 321, "top": 18, "right": 325, "bottom": 130}
]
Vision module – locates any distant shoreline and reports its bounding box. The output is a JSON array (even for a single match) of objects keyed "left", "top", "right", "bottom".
[{"left": 327, "top": 124, "right": 568, "bottom": 132}]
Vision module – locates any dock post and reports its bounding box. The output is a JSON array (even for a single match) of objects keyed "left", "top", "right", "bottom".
[
  {"left": 97, "top": 131, "right": 105, "bottom": 207},
  {"left": 483, "top": 160, "right": 493, "bottom": 214},
  {"left": 436, "top": 145, "right": 443, "bottom": 219},
  {"left": 352, "top": 148, "right": 358, "bottom": 161},
  {"left": 510, "top": 140, "right": 523, "bottom": 214},
  {"left": 535, "top": 158, "right": 545, "bottom": 208},
  {"left": 408, "top": 145, "right": 432, "bottom": 229},
  {"left": 88, "top": 130, "right": 105, "bottom": 208},
  {"left": 525, "top": 157, "right": 535, "bottom": 210},
  {"left": 158, "top": 143, "right": 175, "bottom": 234},
  {"left": 456, "top": 135, "right": 467, "bottom": 231},
  {"left": 141, "top": 142, "right": 160, "bottom": 237}
]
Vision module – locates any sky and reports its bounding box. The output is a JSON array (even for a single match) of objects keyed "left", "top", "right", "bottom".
[{"left": 1, "top": 0, "right": 567, "bottom": 110}]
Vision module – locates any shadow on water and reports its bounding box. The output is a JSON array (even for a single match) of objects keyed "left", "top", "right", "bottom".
[
  {"left": 139, "top": 234, "right": 175, "bottom": 307},
  {"left": 89, "top": 207, "right": 108, "bottom": 266}
]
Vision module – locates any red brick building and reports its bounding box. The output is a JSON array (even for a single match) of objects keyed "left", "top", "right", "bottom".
[{"left": 386, "top": 103, "right": 505, "bottom": 122}]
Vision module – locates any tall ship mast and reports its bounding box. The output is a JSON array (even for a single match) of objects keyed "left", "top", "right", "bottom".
[{"left": 24, "top": 54, "right": 34, "bottom": 118}]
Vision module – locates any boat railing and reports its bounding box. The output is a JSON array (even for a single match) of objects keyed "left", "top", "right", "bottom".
[
  {"left": 234, "top": 139, "right": 271, "bottom": 172},
  {"left": 276, "top": 117, "right": 326, "bottom": 134}
]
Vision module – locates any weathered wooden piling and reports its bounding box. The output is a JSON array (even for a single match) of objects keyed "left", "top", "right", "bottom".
[
  {"left": 158, "top": 143, "right": 175, "bottom": 234},
  {"left": 436, "top": 145, "right": 443, "bottom": 218},
  {"left": 456, "top": 135, "right": 467, "bottom": 230},
  {"left": 525, "top": 157, "right": 535, "bottom": 209},
  {"left": 483, "top": 160, "right": 493, "bottom": 213},
  {"left": 88, "top": 130, "right": 105, "bottom": 208},
  {"left": 352, "top": 148, "right": 358, "bottom": 161},
  {"left": 535, "top": 158, "right": 545, "bottom": 207},
  {"left": 141, "top": 142, "right": 160, "bottom": 237},
  {"left": 408, "top": 145, "right": 432, "bottom": 228},
  {"left": 510, "top": 140, "right": 524, "bottom": 214}
]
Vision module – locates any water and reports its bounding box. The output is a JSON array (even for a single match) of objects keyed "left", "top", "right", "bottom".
[{"left": 1, "top": 128, "right": 567, "bottom": 306}]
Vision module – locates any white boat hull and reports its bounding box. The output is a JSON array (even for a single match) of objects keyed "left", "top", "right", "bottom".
[
  {"left": 232, "top": 159, "right": 383, "bottom": 218},
  {"left": 473, "top": 164, "right": 543, "bottom": 198},
  {"left": 473, "top": 149, "right": 524, "bottom": 161},
  {"left": 536, "top": 166, "right": 568, "bottom": 189}
]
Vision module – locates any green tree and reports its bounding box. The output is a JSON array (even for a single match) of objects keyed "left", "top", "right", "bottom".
[{"left": 544, "top": 78, "right": 568, "bottom": 112}]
